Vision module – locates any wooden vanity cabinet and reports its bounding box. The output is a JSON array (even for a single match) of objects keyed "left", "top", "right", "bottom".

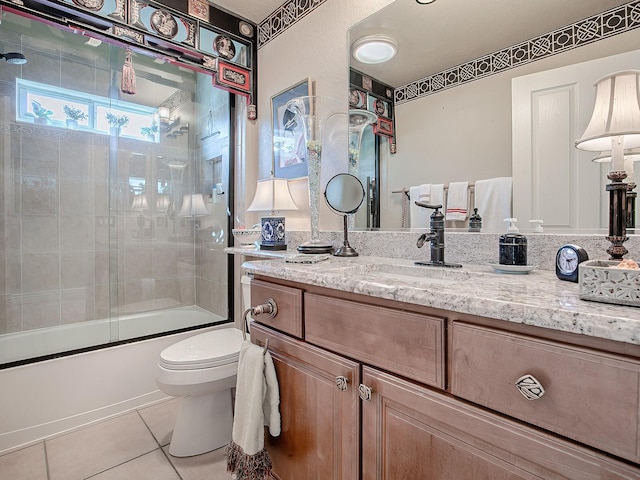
[
  {"left": 250, "top": 322, "right": 360, "bottom": 480},
  {"left": 250, "top": 277, "right": 640, "bottom": 479}
]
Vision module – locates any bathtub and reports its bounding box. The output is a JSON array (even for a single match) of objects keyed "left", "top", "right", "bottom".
[
  {"left": 0, "top": 305, "right": 223, "bottom": 365},
  {"left": 0, "top": 306, "right": 233, "bottom": 454}
]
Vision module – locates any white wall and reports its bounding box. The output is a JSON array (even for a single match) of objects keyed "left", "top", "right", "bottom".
[
  {"left": 0, "top": 327, "right": 218, "bottom": 453},
  {"left": 244, "top": 0, "right": 395, "bottom": 233}
]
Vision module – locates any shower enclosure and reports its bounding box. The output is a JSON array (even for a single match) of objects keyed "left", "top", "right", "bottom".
[{"left": 0, "top": 9, "right": 234, "bottom": 365}]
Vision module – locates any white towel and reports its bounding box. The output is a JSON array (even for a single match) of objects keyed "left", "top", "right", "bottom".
[
  {"left": 409, "top": 184, "right": 431, "bottom": 228},
  {"left": 430, "top": 184, "right": 444, "bottom": 210},
  {"left": 474, "top": 177, "right": 512, "bottom": 233},
  {"left": 400, "top": 188, "right": 410, "bottom": 228},
  {"left": 226, "top": 340, "right": 280, "bottom": 479},
  {"left": 445, "top": 182, "right": 469, "bottom": 221}
]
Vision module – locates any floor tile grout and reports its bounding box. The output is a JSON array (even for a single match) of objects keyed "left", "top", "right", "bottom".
[
  {"left": 135, "top": 407, "right": 185, "bottom": 480},
  {"left": 43, "top": 440, "right": 51, "bottom": 480}
]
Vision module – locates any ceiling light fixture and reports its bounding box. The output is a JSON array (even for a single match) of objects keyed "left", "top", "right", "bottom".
[
  {"left": 416, "top": 0, "right": 436, "bottom": 4},
  {"left": 351, "top": 34, "right": 398, "bottom": 65},
  {"left": 0, "top": 52, "right": 27, "bottom": 65}
]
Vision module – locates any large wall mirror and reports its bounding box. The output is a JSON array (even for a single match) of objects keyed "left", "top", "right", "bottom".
[{"left": 349, "top": 0, "right": 639, "bottom": 233}]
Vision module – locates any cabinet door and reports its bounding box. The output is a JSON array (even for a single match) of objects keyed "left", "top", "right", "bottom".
[
  {"left": 361, "top": 366, "right": 639, "bottom": 480},
  {"left": 251, "top": 322, "right": 360, "bottom": 480}
]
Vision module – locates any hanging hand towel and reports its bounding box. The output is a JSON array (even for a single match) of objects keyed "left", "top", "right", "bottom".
[
  {"left": 445, "top": 182, "right": 469, "bottom": 221},
  {"left": 474, "top": 177, "right": 512, "bottom": 233},
  {"left": 400, "top": 188, "right": 410, "bottom": 228},
  {"left": 409, "top": 184, "right": 431, "bottom": 228},
  {"left": 226, "top": 340, "right": 281, "bottom": 480}
]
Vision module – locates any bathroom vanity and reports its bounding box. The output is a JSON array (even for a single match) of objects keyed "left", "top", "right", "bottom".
[{"left": 243, "top": 256, "right": 640, "bottom": 479}]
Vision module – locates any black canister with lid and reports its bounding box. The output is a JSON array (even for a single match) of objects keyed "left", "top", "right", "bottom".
[{"left": 499, "top": 218, "right": 527, "bottom": 265}]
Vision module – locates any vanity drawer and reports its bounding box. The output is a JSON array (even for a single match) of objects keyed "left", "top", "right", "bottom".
[
  {"left": 305, "top": 293, "right": 445, "bottom": 389},
  {"left": 250, "top": 279, "right": 303, "bottom": 339},
  {"left": 451, "top": 322, "right": 640, "bottom": 463}
]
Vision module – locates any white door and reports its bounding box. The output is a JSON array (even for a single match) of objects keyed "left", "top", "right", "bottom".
[{"left": 512, "top": 49, "right": 640, "bottom": 231}]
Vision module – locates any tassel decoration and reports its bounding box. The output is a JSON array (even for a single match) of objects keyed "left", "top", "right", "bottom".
[
  {"left": 121, "top": 48, "right": 136, "bottom": 95},
  {"left": 226, "top": 441, "right": 273, "bottom": 480}
]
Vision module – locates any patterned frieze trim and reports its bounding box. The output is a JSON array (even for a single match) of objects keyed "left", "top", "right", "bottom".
[
  {"left": 395, "top": 1, "right": 640, "bottom": 105},
  {"left": 111, "top": 25, "right": 145, "bottom": 44},
  {"left": 258, "top": 0, "right": 329, "bottom": 48},
  {"left": 160, "top": 89, "right": 194, "bottom": 112}
]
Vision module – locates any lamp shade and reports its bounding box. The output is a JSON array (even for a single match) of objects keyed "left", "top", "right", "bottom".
[
  {"left": 593, "top": 148, "right": 640, "bottom": 184},
  {"left": 592, "top": 148, "right": 640, "bottom": 163},
  {"left": 179, "top": 194, "right": 210, "bottom": 216},
  {"left": 130, "top": 194, "right": 149, "bottom": 211},
  {"left": 576, "top": 70, "right": 640, "bottom": 152},
  {"left": 247, "top": 177, "right": 298, "bottom": 214}
]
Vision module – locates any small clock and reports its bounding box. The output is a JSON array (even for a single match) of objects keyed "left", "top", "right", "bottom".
[{"left": 555, "top": 244, "right": 589, "bottom": 282}]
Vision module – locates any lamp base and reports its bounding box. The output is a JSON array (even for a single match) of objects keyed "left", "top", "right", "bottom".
[
  {"left": 259, "top": 243, "right": 287, "bottom": 251},
  {"left": 606, "top": 170, "right": 629, "bottom": 260},
  {"left": 259, "top": 216, "right": 287, "bottom": 251}
]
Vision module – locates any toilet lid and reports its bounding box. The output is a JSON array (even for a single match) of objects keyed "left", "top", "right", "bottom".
[{"left": 159, "top": 328, "right": 244, "bottom": 370}]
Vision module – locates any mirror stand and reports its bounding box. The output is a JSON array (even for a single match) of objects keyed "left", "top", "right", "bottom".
[
  {"left": 324, "top": 173, "right": 366, "bottom": 257},
  {"left": 335, "top": 214, "right": 358, "bottom": 257}
]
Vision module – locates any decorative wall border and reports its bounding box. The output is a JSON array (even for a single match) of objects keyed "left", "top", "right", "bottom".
[
  {"left": 395, "top": 1, "right": 640, "bottom": 105},
  {"left": 258, "top": 0, "right": 328, "bottom": 48}
]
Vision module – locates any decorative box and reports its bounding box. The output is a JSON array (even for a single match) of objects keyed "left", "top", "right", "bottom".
[{"left": 579, "top": 260, "right": 640, "bottom": 307}]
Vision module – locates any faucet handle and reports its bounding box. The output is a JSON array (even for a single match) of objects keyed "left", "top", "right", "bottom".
[{"left": 414, "top": 201, "right": 442, "bottom": 210}]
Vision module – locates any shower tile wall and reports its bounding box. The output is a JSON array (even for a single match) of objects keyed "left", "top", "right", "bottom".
[{"left": 0, "top": 19, "right": 229, "bottom": 339}]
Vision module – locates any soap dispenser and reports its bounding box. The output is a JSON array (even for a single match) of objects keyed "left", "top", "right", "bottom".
[{"left": 499, "top": 218, "right": 527, "bottom": 266}]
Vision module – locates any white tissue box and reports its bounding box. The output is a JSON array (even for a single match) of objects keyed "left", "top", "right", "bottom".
[{"left": 579, "top": 260, "right": 640, "bottom": 307}]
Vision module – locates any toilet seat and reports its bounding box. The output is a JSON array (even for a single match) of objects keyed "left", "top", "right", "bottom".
[{"left": 159, "top": 328, "right": 244, "bottom": 370}]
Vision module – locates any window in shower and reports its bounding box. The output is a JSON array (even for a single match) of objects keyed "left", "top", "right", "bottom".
[
  {"left": 0, "top": 8, "right": 236, "bottom": 366},
  {"left": 16, "top": 78, "right": 159, "bottom": 142}
]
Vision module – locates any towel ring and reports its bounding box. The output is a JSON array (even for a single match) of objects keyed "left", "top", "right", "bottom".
[{"left": 243, "top": 299, "right": 277, "bottom": 355}]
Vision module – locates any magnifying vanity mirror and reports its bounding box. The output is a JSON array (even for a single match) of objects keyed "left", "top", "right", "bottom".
[
  {"left": 324, "top": 173, "right": 366, "bottom": 256},
  {"left": 349, "top": 0, "right": 638, "bottom": 233}
]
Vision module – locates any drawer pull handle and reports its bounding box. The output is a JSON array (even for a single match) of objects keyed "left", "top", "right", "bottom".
[
  {"left": 515, "top": 374, "right": 545, "bottom": 401},
  {"left": 358, "top": 384, "right": 373, "bottom": 402},
  {"left": 335, "top": 376, "right": 349, "bottom": 392}
]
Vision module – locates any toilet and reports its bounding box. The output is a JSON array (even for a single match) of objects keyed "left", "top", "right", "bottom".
[{"left": 155, "top": 276, "right": 252, "bottom": 457}]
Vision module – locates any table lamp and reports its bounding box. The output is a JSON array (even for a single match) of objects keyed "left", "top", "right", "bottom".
[
  {"left": 247, "top": 177, "right": 298, "bottom": 250},
  {"left": 593, "top": 148, "right": 640, "bottom": 229},
  {"left": 575, "top": 70, "right": 640, "bottom": 259}
]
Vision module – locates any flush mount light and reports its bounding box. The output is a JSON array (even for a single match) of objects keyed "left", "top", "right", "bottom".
[
  {"left": 351, "top": 34, "right": 398, "bottom": 65},
  {"left": 416, "top": 0, "right": 436, "bottom": 4},
  {"left": 0, "top": 52, "right": 27, "bottom": 65}
]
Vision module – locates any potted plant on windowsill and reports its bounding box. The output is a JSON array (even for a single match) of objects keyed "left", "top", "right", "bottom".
[
  {"left": 26, "top": 100, "right": 53, "bottom": 125},
  {"left": 106, "top": 113, "right": 129, "bottom": 135},
  {"left": 63, "top": 105, "right": 88, "bottom": 129}
]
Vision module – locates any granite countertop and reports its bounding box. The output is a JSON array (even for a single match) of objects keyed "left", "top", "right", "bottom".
[{"left": 230, "top": 248, "right": 640, "bottom": 346}]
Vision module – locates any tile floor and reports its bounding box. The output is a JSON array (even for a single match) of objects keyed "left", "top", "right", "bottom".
[{"left": 0, "top": 398, "right": 234, "bottom": 480}]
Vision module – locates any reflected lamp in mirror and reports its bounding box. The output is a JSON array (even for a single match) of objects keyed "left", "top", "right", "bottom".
[
  {"left": 247, "top": 177, "right": 298, "bottom": 251},
  {"left": 593, "top": 148, "right": 640, "bottom": 229},
  {"left": 179, "top": 194, "right": 210, "bottom": 217},
  {"left": 130, "top": 193, "right": 149, "bottom": 212},
  {"left": 158, "top": 106, "right": 175, "bottom": 130},
  {"left": 575, "top": 70, "right": 640, "bottom": 259}
]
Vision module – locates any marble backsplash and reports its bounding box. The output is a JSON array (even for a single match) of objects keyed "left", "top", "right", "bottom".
[{"left": 284, "top": 230, "right": 640, "bottom": 271}]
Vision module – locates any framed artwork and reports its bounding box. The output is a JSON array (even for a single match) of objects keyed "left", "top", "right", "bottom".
[{"left": 271, "top": 77, "right": 312, "bottom": 179}]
